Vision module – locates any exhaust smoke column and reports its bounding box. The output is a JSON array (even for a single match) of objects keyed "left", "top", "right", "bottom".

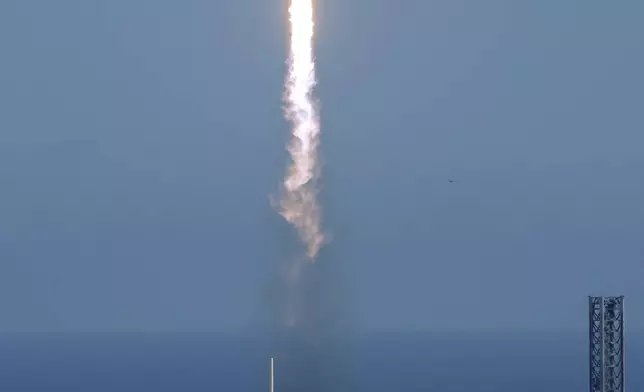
[{"left": 279, "top": 0, "right": 325, "bottom": 260}]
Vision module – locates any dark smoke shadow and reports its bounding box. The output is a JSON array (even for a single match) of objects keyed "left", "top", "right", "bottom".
[
  {"left": 248, "top": 218, "right": 356, "bottom": 392},
  {"left": 274, "top": 255, "right": 355, "bottom": 392}
]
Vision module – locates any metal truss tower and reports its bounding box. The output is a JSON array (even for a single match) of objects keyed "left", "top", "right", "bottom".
[{"left": 589, "top": 296, "right": 625, "bottom": 392}]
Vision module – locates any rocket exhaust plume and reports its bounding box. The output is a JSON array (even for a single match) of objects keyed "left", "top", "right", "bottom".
[{"left": 278, "top": 0, "right": 325, "bottom": 260}]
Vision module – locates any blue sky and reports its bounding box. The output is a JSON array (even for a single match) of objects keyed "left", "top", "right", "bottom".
[{"left": 0, "top": 0, "right": 642, "bottom": 332}]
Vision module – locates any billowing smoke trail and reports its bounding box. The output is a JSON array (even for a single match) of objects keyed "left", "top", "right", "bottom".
[
  {"left": 279, "top": 0, "right": 325, "bottom": 260},
  {"left": 268, "top": 3, "right": 355, "bottom": 390}
]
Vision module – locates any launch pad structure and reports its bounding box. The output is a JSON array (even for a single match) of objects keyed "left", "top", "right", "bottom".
[
  {"left": 589, "top": 296, "right": 625, "bottom": 392},
  {"left": 269, "top": 296, "right": 627, "bottom": 392}
]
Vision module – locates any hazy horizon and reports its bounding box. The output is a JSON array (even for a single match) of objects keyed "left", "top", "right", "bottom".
[{"left": 0, "top": 333, "right": 641, "bottom": 391}]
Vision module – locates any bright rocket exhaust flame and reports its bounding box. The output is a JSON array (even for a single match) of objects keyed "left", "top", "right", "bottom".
[{"left": 279, "top": 0, "right": 325, "bottom": 260}]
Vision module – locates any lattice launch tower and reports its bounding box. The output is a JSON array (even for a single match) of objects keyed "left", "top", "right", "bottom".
[{"left": 589, "top": 296, "right": 625, "bottom": 392}]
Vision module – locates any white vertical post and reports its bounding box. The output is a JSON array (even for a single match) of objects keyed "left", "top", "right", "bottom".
[{"left": 270, "top": 357, "right": 274, "bottom": 392}]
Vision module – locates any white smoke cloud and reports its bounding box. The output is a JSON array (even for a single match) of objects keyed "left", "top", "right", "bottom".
[{"left": 278, "top": 0, "right": 326, "bottom": 260}]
